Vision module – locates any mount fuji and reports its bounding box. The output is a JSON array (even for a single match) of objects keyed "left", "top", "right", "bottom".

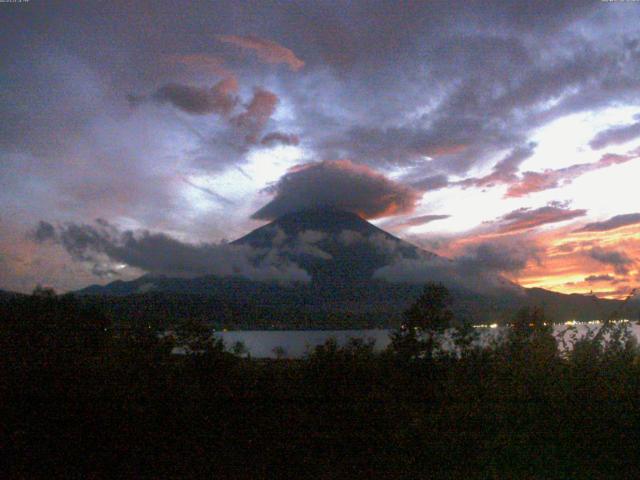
[{"left": 77, "top": 208, "right": 633, "bottom": 328}]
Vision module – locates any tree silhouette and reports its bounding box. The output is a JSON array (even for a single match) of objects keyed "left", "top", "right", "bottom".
[{"left": 391, "top": 282, "right": 454, "bottom": 361}]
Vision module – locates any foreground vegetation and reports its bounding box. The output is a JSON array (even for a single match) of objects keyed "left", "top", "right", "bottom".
[{"left": 2, "top": 285, "right": 640, "bottom": 478}]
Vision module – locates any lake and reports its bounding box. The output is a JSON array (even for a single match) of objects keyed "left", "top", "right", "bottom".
[{"left": 193, "top": 320, "right": 639, "bottom": 358}]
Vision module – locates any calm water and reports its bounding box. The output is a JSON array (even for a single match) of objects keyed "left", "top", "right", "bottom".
[{"left": 198, "top": 321, "right": 640, "bottom": 358}]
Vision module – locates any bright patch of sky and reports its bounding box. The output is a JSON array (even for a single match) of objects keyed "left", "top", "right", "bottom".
[
  {"left": 401, "top": 106, "right": 640, "bottom": 236},
  {"left": 523, "top": 106, "right": 639, "bottom": 171}
]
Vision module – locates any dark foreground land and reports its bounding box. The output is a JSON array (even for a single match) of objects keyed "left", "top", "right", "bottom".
[{"left": 3, "top": 288, "right": 640, "bottom": 479}]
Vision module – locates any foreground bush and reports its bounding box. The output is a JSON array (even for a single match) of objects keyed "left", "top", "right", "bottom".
[{"left": 3, "top": 289, "right": 640, "bottom": 478}]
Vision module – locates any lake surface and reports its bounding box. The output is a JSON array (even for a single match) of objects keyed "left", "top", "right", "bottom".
[
  {"left": 216, "top": 329, "right": 393, "bottom": 358},
  {"left": 203, "top": 320, "right": 640, "bottom": 358}
]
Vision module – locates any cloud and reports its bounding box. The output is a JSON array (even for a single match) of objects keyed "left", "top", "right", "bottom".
[
  {"left": 322, "top": 125, "right": 478, "bottom": 169},
  {"left": 129, "top": 82, "right": 278, "bottom": 136},
  {"left": 261, "top": 132, "right": 300, "bottom": 147},
  {"left": 587, "top": 247, "right": 634, "bottom": 275},
  {"left": 408, "top": 133, "right": 637, "bottom": 200},
  {"left": 231, "top": 88, "right": 279, "bottom": 143},
  {"left": 252, "top": 160, "right": 420, "bottom": 220},
  {"left": 162, "top": 53, "right": 235, "bottom": 79},
  {"left": 217, "top": 34, "right": 304, "bottom": 71},
  {"left": 30, "top": 221, "right": 57, "bottom": 242},
  {"left": 577, "top": 213, "right": 640, "bottom": 232},
  {"left": 31, "top": 220, "right": 310, "bottom": 282},
  {"left": 4, "top": 2, "right": 640, "bottom": 293},
  {"left": 505, "top": 150, "right": 639, "bottom": 197},
  {"left": 182, "top": 178, "right": 234, "bottom": 206},
  {"left": 374, "top": 238, "right": 538, "bottom": 293},
  {"left": 410, "top": 174, "right": 450, "bottom": 191},
  {"left": 456, "top": 240, "right": 540, "bottom": 274},
  {"left": 134, "top": 79, "right": 239, "bottom": 115},
  {"left": 289, "top": 230, "right": 332, "bottom": 260},
  {"left": 584, "top": 274, "right": 618, "bottom": 283},
  {"left": 129, "top": 82, "right": 279, "bottom": 154},
  {"left": 381, "top": 214, "right": 451, "bottom": 232},
  {"left": 457, "top": 142, "right": 537, "bottom": 190},
  {"left": 494, "top": 204, "right": 587, "bottom": 233},
  {"left": 589, "top": 119, "right": 640, "bottom": 149},
  {"left": 394, "top": 214, "right": 451, "bottom": 228}
]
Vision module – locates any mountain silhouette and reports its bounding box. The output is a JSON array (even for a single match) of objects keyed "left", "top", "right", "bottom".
[
  {"left": 76, "top": 208, "right": 636, "bottom": 327},
  {"left": 233, "top": 207, "right": 434, "bottom": 290}
]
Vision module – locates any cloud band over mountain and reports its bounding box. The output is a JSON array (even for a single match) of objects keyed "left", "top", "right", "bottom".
[{"left": 31, "top": 220, "right": 310, "bottom": 282}]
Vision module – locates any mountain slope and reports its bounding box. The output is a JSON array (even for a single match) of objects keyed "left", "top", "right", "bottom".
[
  {"left": 233, "top": 207, "right": 433, "bottom": 290},
  {"left": 75, "top": 208, "right": 637, "bottom": 327}
]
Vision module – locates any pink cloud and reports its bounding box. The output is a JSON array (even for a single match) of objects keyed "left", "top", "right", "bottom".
[
  {"left": 505, "top": 150, "right": 639, "bottom": 197},
  {"left": 217, "top": 34, "right": 304, "bottom": 71}
]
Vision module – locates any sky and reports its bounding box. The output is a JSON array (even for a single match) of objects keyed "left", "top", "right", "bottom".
[{"left": 1, "top": 0, "right": 640, "bottom": 298}]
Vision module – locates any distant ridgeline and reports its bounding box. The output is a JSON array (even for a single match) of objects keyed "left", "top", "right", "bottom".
[{"left": 73, "top": 208, "right": 638, "bottom": 329}]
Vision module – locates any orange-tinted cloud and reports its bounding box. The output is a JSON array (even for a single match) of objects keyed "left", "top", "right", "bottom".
[
  {"left": 412, "top": 209, "right": 640, "bottom": 299},
  {"left": 252, "top": 160, "right": 420, "bottom": 220},
  {"left": 514, "top": 223, "right": 640, "bottom": 299},
  {"left": 217, "top": 34, "right": 304, "bottom": 71}
]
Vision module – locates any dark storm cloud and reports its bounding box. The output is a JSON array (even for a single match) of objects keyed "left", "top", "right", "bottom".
[
  {"left": 32, "top": 220, "right": 310, "bottom": 282},
  {"left": 577, "top": 213, "right": 640, "bottom": 232},
  {"left": 589, "top": 117, "right": 640, "bottom": 149},
  {"left": 493, "top": 204, "right": 587, "bottom": 234},
  {"left": 251, "top": 160, "right": 420, "bottom": 220},
  {"left": 587, "top": 247, "right": 634, "bottom": 275}
]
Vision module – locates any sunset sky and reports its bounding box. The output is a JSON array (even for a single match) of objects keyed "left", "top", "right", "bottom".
[{"left": 1, "top": 1, "right": 640, "bottom": 297}]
